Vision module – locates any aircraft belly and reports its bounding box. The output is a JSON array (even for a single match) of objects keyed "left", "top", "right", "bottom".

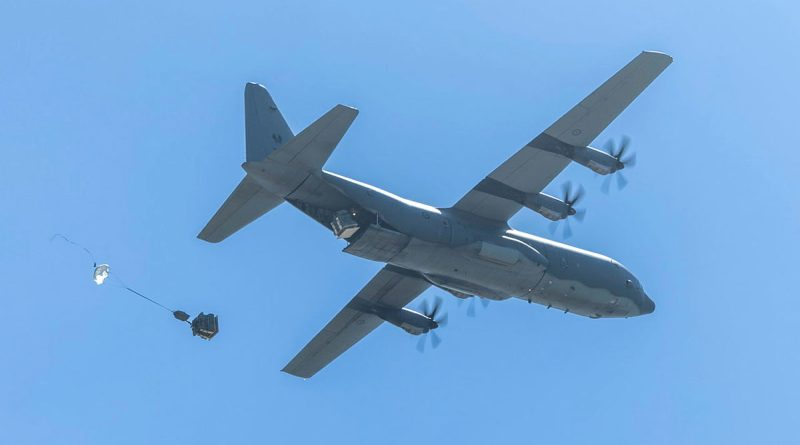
[
  {"left": 530, "top": 273, "right": 634, "bottom": 318},
  {"left": 522, "top": 238, "right": 637, "bottom": 318},
  {"left": 390, "top": 239, "right": 546, "bottom": 300}
]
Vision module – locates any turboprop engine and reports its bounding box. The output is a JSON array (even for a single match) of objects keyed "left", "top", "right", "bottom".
[
  {"left": 375, "top": 306, "right": 437, "bottom": 335},
  {"left": 568, "top": 145, "right": 623, "bottom": 175},
  {"left": 524, "top": 182, "right": 585, "bottom": 222},
  {"left": 353, "top": 297, "right": 448, "bottom": 336},
  {"left": 568, "top": 137, "right": 638, "bottom": 193}
]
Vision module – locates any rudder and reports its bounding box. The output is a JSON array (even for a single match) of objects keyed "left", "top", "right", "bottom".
[{"left": 245, "top": 82, "right": 294, "bottom": 161}]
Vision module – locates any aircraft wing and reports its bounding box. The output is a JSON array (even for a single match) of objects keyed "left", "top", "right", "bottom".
[
  {"left": 452, "top": 51, "right": 672, "bottom": 222},
  {"left": 282, "top": 265, "right": 430, "bottom": 378}
]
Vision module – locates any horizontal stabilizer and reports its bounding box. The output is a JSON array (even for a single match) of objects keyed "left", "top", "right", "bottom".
[
  {"left": 197, "top": 176, "right": 283, "bottom": 243},
  {"left": 266, "top": 104, "right": 358, "bottom": 170}
]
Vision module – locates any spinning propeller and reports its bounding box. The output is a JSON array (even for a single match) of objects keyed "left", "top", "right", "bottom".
[
  {"left": 417, "top": 297, "right": 448, "bottom": 353},
  {"left": 601, "top": 136, "right": 637, "bottom": 193},
  {"left": 548, "top": 181, "right": 586, "bottom": 239},
  {"left": 457, "top": 296, "right": 490, "bottom": 318}
]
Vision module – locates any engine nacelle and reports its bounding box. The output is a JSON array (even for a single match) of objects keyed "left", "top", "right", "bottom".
[
  {"left": 364, "top": 304, "right": 436, "bottom": 335},
  {"left": 523, "top": 192, "right": 572, "bottom": 221},
  {"left": 569, "top": 146, "right": 621, "bottom": 175}
]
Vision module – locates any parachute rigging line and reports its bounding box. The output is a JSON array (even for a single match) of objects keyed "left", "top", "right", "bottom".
[
  {"left": 51, "top": 233, "right": 189, "bottom": 324},
  {"left": 110, "top": 274, "right": 178, "bottom": 316},
  {"left": 50, "top": 234, "right": 97, "bottom": 266}
]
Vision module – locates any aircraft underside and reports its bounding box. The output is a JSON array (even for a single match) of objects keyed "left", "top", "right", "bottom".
[{"left": 198, "top": 50, "right": 668, "bottom": 377}]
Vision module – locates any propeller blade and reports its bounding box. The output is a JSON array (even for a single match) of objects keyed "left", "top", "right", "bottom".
[
  {"left": 438, "top": 313, "right": 449, "bottom": 327},
  {"left": 573, "top": 184, "right": 585, "bottom": 204},
  {"left": 480, "top": 297, "right": 490, "bottom": 309},
  {"left": 467, "top": 298, "right": 476, "bottom": 317},
  {"left": 574, "top": 208, "right": 587, "bottom": 222},
  {"left": 421, "top": 299, "right": 429, "bottom": 316},
  {"left": 604, "top": 139, "right": 615, "bottom": 154},
  {"left": 562, "top": 181, "right": 572, "bottom": 202},
  {"left": 563, "top": 219, "right": 573, "bottom": 239},
  {"left": 548, "top": 221, "right": 559, "bottom": 235},
  {"left": 416, "top": 335, "right": 426, "bottom": 353},
  {"left": 617, "top": 135, "right": 630, "bottom": 159},
  {"left": 617, "top": 173, "right": 628, "bottom": 190},
  {"left": 601, "top": 176, "right": 612, "bottom": 194},
  {"left": 430, "top": 296, "right": 443, "bottom": 319},
  {"left": 561, "top": 181, "right": 585, "bottom": 206},
  {"left": 430, "top": 330, "right": 442, "bottom": 349},
  {"left": 624, "top": 152, "right": 637, "bottom": 168}
]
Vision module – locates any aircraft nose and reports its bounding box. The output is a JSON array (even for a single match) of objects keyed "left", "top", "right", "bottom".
[{"left": 638, "top": 294, "right": 656, "bottom": 315}]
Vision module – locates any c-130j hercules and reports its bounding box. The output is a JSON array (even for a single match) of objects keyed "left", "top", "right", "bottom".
[{"left": 199, "top": 51, "right": 672, "bottom": 378}]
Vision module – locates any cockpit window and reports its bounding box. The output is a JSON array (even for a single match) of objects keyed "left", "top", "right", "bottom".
[{"left": 625, "top": 279, "right": 633, "bottom": 287}]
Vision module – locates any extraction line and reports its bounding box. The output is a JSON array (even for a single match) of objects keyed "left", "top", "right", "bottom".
[{"left": 51, "top": 233, "right": 218, "bottom": 337}]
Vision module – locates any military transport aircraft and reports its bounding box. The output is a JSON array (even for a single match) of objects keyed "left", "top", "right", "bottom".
[{"left": 198, "top": 51, "right": 672, "bottom": 378}]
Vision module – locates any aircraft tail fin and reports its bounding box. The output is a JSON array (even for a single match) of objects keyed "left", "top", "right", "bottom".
[
  {"left": 245, "top": 82, "right": 294, "bottom": 161},
  {"left": 199, "top": 84, "right": 358, "bottom": 243}
]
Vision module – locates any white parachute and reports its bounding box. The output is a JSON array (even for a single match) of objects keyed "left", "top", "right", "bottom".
[
  {"left": 94, "top": 264, "right": 111, "bottom": 286},
  {"left": 93, "top": 264, "right": 110, "bottom": 285}
]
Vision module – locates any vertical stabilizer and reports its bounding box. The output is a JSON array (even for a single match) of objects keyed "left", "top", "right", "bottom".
[
  {"left": 199, "top": 83, "right": 358, "bottom": 243},
  {"left": 245, "top": 82, "right": 294, "bottom": 161}
]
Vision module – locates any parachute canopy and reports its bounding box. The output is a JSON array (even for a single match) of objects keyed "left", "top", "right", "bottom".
[{"left": 93, "top": 264, "right": 110, "bottom": 285}]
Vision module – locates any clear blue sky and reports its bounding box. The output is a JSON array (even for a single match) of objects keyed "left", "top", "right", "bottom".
[{"left": 2, "top": 1, "right": 798, "bottom": 444}]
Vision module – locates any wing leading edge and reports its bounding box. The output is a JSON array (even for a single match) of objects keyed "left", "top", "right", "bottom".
[
  {"left": 452, "top": 51, "right": 672, "bottom": 222},
  {"left": 282, "top": 265, "right": 431, "bottom": 379}
]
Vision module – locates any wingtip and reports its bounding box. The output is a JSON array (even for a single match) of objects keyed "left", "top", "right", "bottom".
[
  {"left": 641, "top": 50, "right": 673, "bottom": 64},
  {"left": 197, "top": 226, "right": 225, "bottom": 243},
  {"left": 334, "top": 104, "right": 359, "bottom": 116},
  {"left": 197, "top": 233, "right": 223, "bottom": 243},
  {"left": 281, "top": 367, "right": 313, "bottom": 379}
]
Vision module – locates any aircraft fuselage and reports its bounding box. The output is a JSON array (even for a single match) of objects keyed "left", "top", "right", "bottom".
[{"left": 319, "top": 171, "right": 654, "bottom": 318}]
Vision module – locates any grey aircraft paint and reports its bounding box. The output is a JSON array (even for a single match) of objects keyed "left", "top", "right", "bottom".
[
  {"left": 312, "top": 170, "right": 652, "bottom": 318},
  {"left": 199, "top": 51, "right": 670, "bottom": 377},
  {"left": 238, "top": 162, "right": 654, "bottom": 319}
]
